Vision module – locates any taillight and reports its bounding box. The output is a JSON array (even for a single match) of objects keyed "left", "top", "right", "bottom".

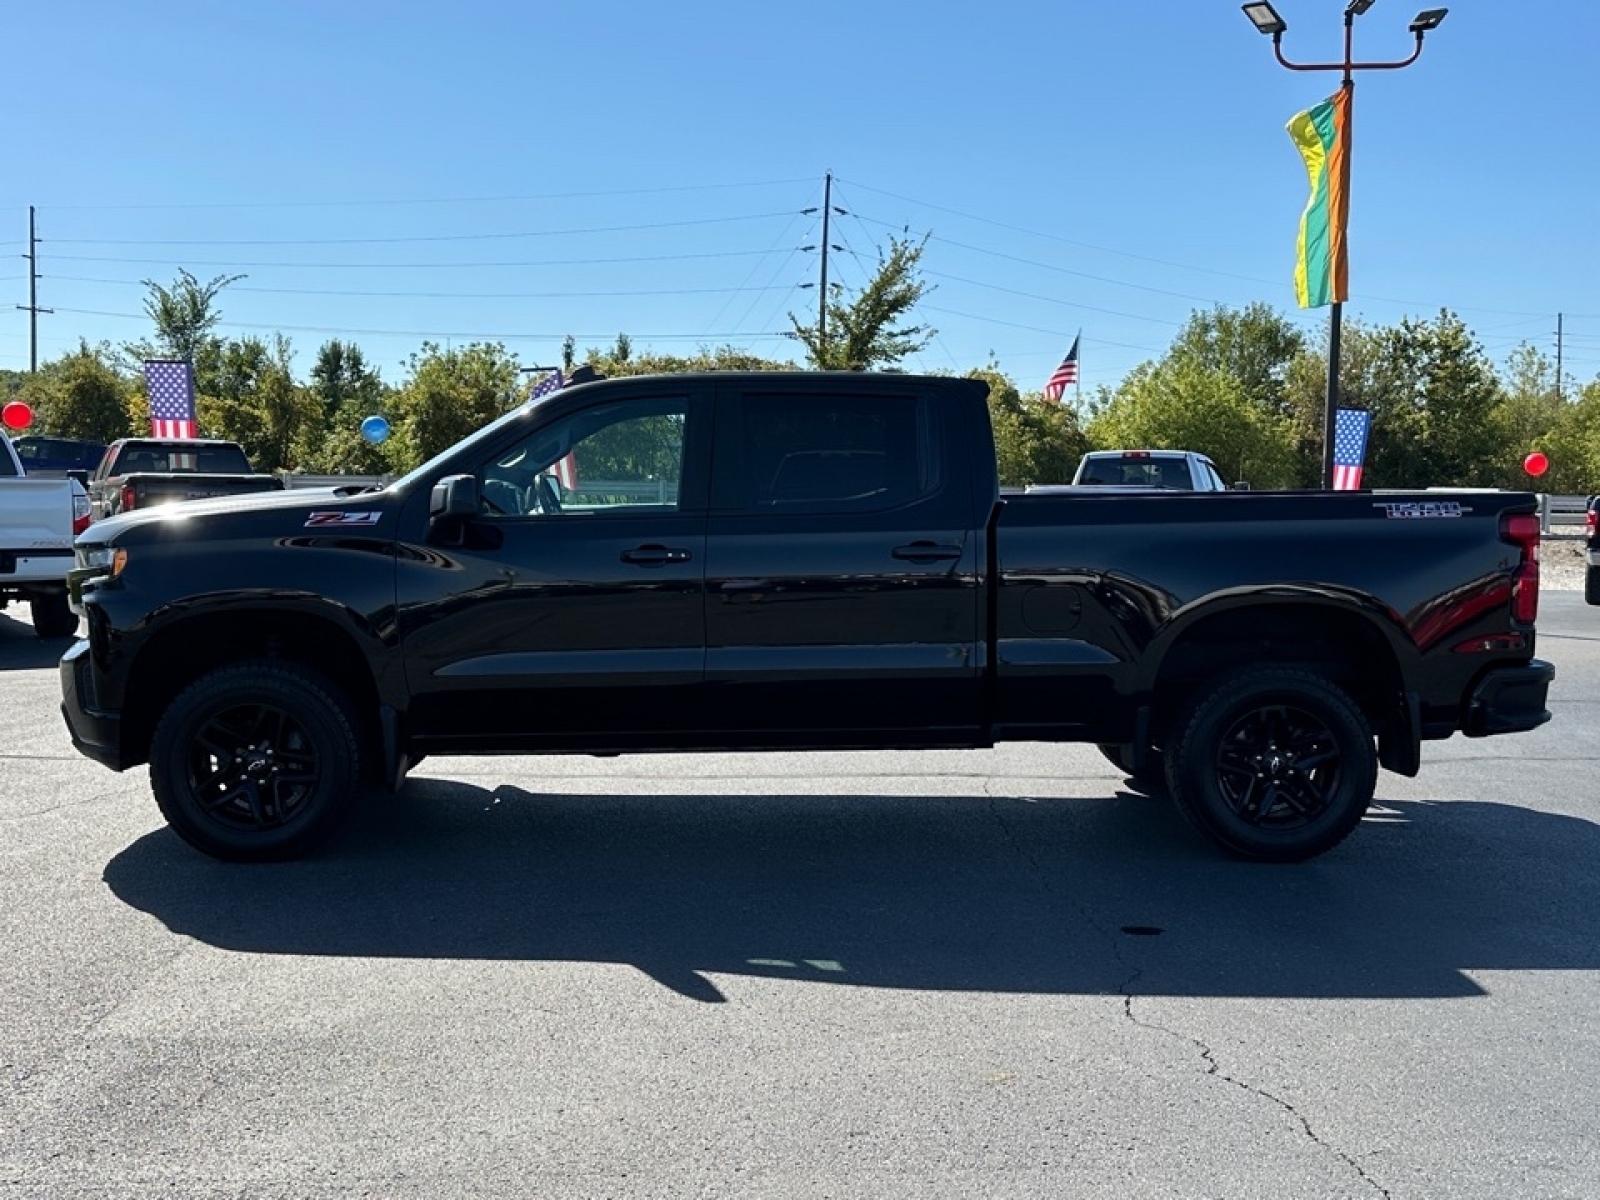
[
  {"left": 1587, "top": 506, "right": 1597, "bottom": 541},
  {"left": 120, "top": 483, "right": 137, "bottom": 512},
  {"left": 1501, "top": 512, "right": 1540, "bottom": 624},
  {"left": 71, "top": 490, "right": 91, "bottom": 535}
]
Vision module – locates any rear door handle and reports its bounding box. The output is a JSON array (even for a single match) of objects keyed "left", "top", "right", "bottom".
[
  {"left": 621, "top": 544, "right": 693, "bottom": 566},
  {"left": 892, "top": 541, "right": 963, "bottom": 563}
]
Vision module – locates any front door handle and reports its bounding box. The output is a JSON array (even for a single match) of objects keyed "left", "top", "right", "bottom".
[
  {"left": 892, "top": 541, "right": 963, "bottom": 563},
  {"left": 621, "top": 544, "right": 692, "bottom": 566}
]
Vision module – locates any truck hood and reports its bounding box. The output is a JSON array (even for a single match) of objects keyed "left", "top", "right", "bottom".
[{"left": 80, "top": 484, "right": 387, "bottom": 542}]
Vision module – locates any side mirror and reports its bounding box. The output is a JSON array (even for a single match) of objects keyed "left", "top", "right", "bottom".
[
  {"left": 1232, "top": 481, "right": 1252, "bottom": 491},
  {"left": 429, "top": 474, "right": 480, "bottom": 518}
]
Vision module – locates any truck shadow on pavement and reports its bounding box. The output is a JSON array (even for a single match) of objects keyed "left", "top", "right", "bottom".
[
  {"left": 0, "top": 608, "right": 73, "bottom": 670},
  {"left": 103, "top": 780, "right": 1600, "bottom": 1003}
]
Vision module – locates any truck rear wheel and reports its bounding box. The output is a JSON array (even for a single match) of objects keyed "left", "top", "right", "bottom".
[
  {"left": 30, "top": 591, "right": 78, "bottom": 639},
  {"left": 149, "top": 660, "right": 362, "bottom": 862},
  {"left": 1164, "top": 667, "right": 1376, "bottom": 863}
]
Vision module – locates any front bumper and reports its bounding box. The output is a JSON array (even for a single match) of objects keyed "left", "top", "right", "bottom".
[
  {"left": 1464, "top": 658, "right": 1555, "bottom": 737},
  {"left": 59, "top": 637, "right": 125, "bottom": 770}
]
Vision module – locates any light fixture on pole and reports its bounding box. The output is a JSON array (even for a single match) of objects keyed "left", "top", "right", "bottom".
[{"left": 1241, "top": 2, "right": 1449, "bottom": 489}]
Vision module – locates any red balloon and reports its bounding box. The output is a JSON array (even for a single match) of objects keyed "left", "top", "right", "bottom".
[
  {"left": 1523, "top": 452, "right": 1549, "bottom": 478},
  {"left": 1, "top": 401, "right": 32, "bottom": 430}
]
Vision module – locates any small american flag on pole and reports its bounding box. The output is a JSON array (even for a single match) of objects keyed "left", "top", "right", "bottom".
[
  {"left": 1042, "top": 334, "right": 1080, "bottom": 403},
  {"left": 145, "top": 360, "right": 198, "bottom": 439},
  {"left": 1331, "top": 407, "right": 1372, "bottom": 490},
  {"left": 527, "top": 369, "right": 565, "bottom": 402},
  {"left": 527, "top": 369, "right": 579, "bottom": 491}
]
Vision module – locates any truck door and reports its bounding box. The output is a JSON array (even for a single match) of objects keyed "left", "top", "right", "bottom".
[
  {"left": 397, "top": 384, "right": 711, "bottom": 744},
  {"left": 702, "top": 381, "right": 983, "bottom": 742}
]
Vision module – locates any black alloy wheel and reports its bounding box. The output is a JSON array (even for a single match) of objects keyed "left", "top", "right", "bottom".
[
  {"left": 150, "top": 660, "right": 362, "bottom": 862},
  {"left": 1165, "top": 667, "right": 1377, "bottom": 863}
]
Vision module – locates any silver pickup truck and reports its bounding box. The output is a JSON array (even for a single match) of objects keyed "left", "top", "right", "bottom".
[{"left": 1, "top": 435, "right": 91, "bottom": 637}]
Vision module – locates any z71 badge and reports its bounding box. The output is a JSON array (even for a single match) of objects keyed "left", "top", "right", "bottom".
[
  {"left": 1374, "top": 501, "right": 1468, "bottom": 519},
  {"left": 303, "top": 511, "right": 383, "bottom": 527}
]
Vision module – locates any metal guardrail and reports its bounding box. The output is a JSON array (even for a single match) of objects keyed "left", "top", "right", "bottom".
[
  {"left": 279, "top": 473, "right": 393, "bottom": 491},
  {"left": 1539, "top": 493, "right": 1592, "bottom": 533}
]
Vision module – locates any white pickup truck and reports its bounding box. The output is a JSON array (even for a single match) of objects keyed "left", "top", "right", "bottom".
[
  {"left": 2, "top": 434, "right": 92, "bottom": 638},
  {"left": 1026, "top": 449, "right": 1243, "bottom": 494}
]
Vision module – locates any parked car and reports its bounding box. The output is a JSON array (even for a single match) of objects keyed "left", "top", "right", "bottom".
[
  {"left": 86, "top": 437, "right": 284, "bottom": 521},
  {"left": 1026, "top": 449, "right": 1242, "bottom": 495},
  {"left": 1, "top": 434, "right": 92, "bottom": 637},
  {"left": 62, "top": 371, "right": 1552, "bottom": 865},
  {"left": 1586, "top": 494, "right": 1598, "bottom": 605},
  {"left": 9, "top": 435, "right": 107, "bottom": 486}
]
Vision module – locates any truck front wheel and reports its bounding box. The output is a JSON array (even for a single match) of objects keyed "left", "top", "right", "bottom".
[
  {"left": 1165, "top": 667, "right": 1376, "bottom": 863},
  {"left": 149, "top": 661, "right": 363, "bottom": 862}
]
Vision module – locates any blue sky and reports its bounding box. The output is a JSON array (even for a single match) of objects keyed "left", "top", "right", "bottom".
[{"left": 5, "top": 0, "right": 1597, "bottom": 396}]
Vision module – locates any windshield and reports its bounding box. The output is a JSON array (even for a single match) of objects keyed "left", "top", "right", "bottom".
[{"left": 385, "top": 398, "right": 547, "bottom": 496}]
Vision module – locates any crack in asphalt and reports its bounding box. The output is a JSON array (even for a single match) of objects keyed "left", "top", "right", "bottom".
[
  {"left": 985, "top": 794, "right": 1390, "bottom": 1198},
  {"left": 1118, "top": 978, "right": 1392, "bottom": 1199}
]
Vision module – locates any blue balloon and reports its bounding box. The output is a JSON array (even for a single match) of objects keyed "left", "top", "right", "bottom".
[{"left": 360, "top": 415, "right": 390, "bottom": 444}]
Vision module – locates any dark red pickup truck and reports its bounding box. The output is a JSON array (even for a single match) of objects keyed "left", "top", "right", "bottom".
[
  {"left": 62, "top": 371, "right": 1554, "bottom": 865},
  {"left": 86, "top": 437, "right": 283, "bottom": 522}
]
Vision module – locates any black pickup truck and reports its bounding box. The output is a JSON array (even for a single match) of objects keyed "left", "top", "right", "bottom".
[
  {"left": 60, "top": 371, "right": 1553, "bottom": 864},
  {"left": 86, "top": 437, "right": 283, "bottom": 521}
]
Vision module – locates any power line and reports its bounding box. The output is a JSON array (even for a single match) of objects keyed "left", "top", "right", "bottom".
[
  {"left": 46, "top": 274, "right": 794, "bottom": 301},
  {"left": 45, "top": 248, "right": 792, "bottom": 271},
  {"left": 47, "top": 210, "right": 805, "bottom": 247},
  {"left": 48, "top": 305, "right": 797, "bottom": 344},
  {"left": 42, "top": 178, "right": 817, "bottom": 212}
]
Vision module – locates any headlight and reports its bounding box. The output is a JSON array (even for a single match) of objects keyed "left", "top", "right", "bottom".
[
  {"left": 68, "top": 546, "right": 129, "bottom": 614},
  {"left": 77, "top": 545, "right": 128, "bottom": 575}
]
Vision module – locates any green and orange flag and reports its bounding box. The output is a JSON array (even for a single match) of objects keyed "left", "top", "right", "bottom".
[{"left": 1287, "top": 85, "right": 1351, "bottom": 309}]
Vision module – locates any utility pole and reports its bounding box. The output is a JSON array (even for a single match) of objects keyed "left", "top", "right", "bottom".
[
  {"left": 16, "top": 206, "right": 52, "bottom": 372},
  {"left": 1555, "top": 312, "right": 1563, "bottom": 403},
  {"left": 818, "top": 173, "right": 833, "bottom": 347}
]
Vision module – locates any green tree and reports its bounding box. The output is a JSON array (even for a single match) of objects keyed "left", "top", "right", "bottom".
[
  {"left": 30, "top": 342, "right": 134, "bottom": 443},
  {"left": 1170, "top": 303, "right": 1306, "bottom": 417},
  {"left": 196, "top": 335, "right": 319, "bottom": 472},
  {"left": 124, "top": 269, "right": 244, "bottom": 373},
  {"left": 1356, "top": 310, "right": 1506, "bottom": 488},
  {"left": 788, "top": 236, "right": 933, "bottom": 370},
  {"left": 1492, "top": 343, "right": 1566, "bottom": 489},
  {"left": 390, "top": 342, "right": 521, "bottom": 470},
  {"left": 980, "top": 365, "right": 1088, "bottom": 486},
  {"left": 292, "top": 340, "right": 394, "bottom": 474},
  {"left": 1089, "top": 357, "right": 1299, "bottom": 488},
  {"left": 1537, "top": 375, "right": 1600, "bottom": 494},
  {"left": 578, "top": 344, "right": 797, "bottom": 378}
]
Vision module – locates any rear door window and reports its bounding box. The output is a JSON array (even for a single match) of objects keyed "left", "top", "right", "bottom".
[{"left": 726, "top": 391, "right": 936, "bottom": 514}]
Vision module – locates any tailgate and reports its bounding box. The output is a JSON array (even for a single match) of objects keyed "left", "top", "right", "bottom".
[
  {"left": 135, "top": 474, "right": 283, "bottom": 503},
  {"left": 0, "top": 478, "right": 75, "bottom": 551}
]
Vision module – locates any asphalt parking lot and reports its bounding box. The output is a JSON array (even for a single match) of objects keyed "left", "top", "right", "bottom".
[{"left": 2, "top": 594, "right": 1597, "bottom": 1199}]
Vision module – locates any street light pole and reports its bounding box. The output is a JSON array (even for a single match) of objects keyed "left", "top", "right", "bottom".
[{"left": 1242, "top": 2, "right": 1448, "bottom": 488}]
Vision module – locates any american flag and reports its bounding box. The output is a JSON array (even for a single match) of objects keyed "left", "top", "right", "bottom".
[
  {"left": 1331, "top": 407, "right": 1372, "bottom": 490},
  {"left": 527, "top": 369, "right": 565, "bottom": 401},
  {"left": 145, "top": 360, "right": 198, "bottom": 439},
  {"left": 526, "top": 370, "right": 579, "bottom": 491},
  {"left": 1042, "top": 334, "right": 1080, "bottom": 403}
]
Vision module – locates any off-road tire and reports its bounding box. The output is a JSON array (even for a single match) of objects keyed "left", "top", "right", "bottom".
[
  {"left": 1164, "top": 667, "right": 1376, "bottom": 863},
  {"left": 149, "top": 660, "right": 362, "bottom": 862}
]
